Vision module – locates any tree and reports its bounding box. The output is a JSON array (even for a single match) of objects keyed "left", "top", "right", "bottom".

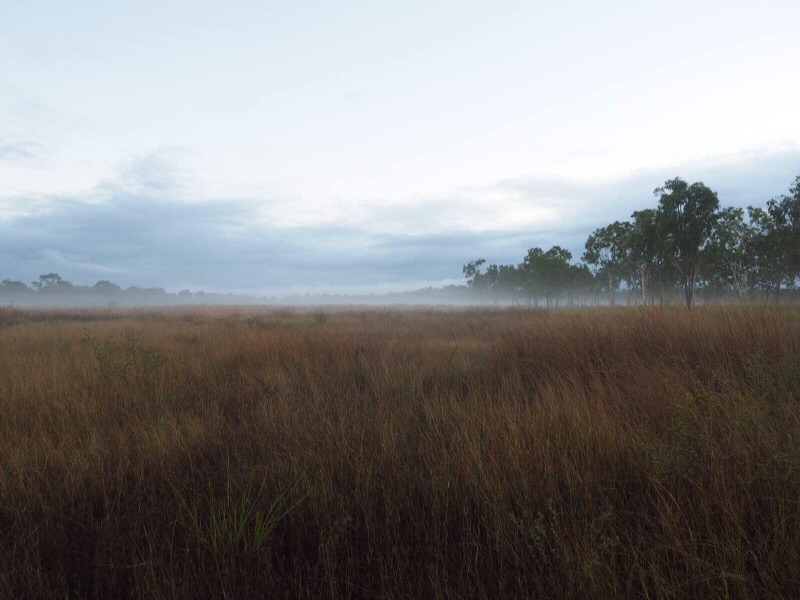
[
  {"left": 497, "top": 264, "right": 522, "bottom": 304},
  {"left": 462, "top": 258, "right": 488, "bottom": 303},
  {"left": 706, "top": 207, "right": 755, "bottom": 300},
  {"left": 93, "top": 280, "right": 122, "bottom": 293},
  {"left": 522, "top": 246, "right": 574, "bottom": 308},
  {"left": 1, "top": 279, "right": 31, "bottom": 293},
  {"left": 32, "top": 273, "right": 61, "bottom": 290},
  {"left": 748, "top": 177, "right": 800, "bottom": 302},
  {"left": 483, "top": 264, "right": 501, "bottom": 303},
  {"left": 32, "top": 273, "right": 74, "bottom": 292},
  {"left": 567, "top": 263, "right": 595, "bottom": 306},
  {"left": 655, "top": 178, "right": 720, "bottom": 309},
  {"left": 582, "top": 221, "right": 631, "bottom": 306},
  {"left": 519, "top": 248, "right": 543, "bottom": 306},
  {"left": 628, "top": 209, "right": 660, "bottom": 305}
]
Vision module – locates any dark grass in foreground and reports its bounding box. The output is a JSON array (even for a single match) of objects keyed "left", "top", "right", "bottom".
[{"left": 1, "top": 306, "right": 799, "bottom": 598}]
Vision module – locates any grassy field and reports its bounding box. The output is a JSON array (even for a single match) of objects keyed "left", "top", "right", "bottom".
[{"left": 1, "top": 305, "right": 799, "bottom": 598}]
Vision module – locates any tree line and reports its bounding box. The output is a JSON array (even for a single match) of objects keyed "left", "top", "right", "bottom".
[
  {"left": 0, "top": 274, "right": 259, "bottom": 307},
  {"left": 0, "top": 273, "right": 482, "bottom": 307},
  {"left": 463, "top": 175, "right": 800, "bottom": 308}
]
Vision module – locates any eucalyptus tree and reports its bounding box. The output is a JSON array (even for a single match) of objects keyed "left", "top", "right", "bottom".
[
  {"left": 462, "top": 258, "right": 486, "bottom": 288},
  {"left": 32, "top": 272, "right": 63, "bottom": 291},
  {"left": 0, "top": 279, "right": 31, "bottom": 294},
  {"left": 654, "top": 178, "right": 720, "bottom": 309},
  {"left": 567, "top": 262, "right": 596, "bottom": 306},
  {"left": 582, "top": 221, "right": 631, "bottom": 306},
  {"left": 462, "top": 258, "right": 488, "bottom": 303},
  {"left": 628, "top": 209, "right": 660, "bottom": 305},
  {"left": 483, "top": 263, "right": 501, "bottom": 303},
  {"left": 546, "top": 246, "right": 576, "bottom": 307},
  {"left": 497, "top": 264, "right": 522, "bottom": 304},
  {"left": 748, "top": 176, "right": 800, "bottom": 302},
  {"left": 706, "top": 207, "right": 755, "bottom": 300},
  {"left": 519, "top": 247, "right": 545, "bottom": 306},
  {"left": 529, "top": 246, "right": 574, "bottom": 308}
]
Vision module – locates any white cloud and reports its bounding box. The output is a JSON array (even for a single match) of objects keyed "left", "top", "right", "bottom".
[{"left": 0, "top": 147, "right": 797, "bottom": 294}]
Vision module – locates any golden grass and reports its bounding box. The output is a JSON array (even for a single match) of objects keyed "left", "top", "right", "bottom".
[{"left": 0, "top": 305, "right": 799, "bottom": 598}]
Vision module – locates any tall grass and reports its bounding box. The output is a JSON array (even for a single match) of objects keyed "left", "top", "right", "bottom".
[{"left": 0, "top": 305, "right": 798, "bottom": 598}]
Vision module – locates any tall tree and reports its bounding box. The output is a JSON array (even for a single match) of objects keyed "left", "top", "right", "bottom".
[
  {"left": 497, "top": 264, "right": 522, "bottom": 304},
  {"left": 655, "top": 178, "right": 720, "bottom": 309},
  {"left": 582, "top": 221, "right": 631, "bottom": 306},
  {"left": 706, "top": 207, "right": 755, "bottom": 300},
  {"left": 519, "top": 248, "right": 544, "bottom": 306},
  {"left": 748, "top": 176, "right": 800, "bottom": 302},
  {"left": 628, "top": 209, "right": 659, "bottom": 305},
  {"left": 523, "top": 246, "right": 574, "bottom": 308},
  {"left": 462, "top": 259, "right": 486, "bottom": 288}
]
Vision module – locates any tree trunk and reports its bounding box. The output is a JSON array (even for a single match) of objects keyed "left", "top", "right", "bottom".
[
  {"left": 609, "top": 273, "right": 615, "bottom": 307},
  {"left": 641, "top": 267, "right": 648, "bottom": 306},
  {"left": 684, "top": 263, "right": 700, "bottom": 310}
]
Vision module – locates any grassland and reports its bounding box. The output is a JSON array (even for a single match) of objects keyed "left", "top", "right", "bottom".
[{"left": 0, "top": 305, "right": 799, "bottom": 598}]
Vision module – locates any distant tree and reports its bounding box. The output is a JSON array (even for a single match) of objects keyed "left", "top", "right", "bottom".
[
  {"left": 567, "top": 263, "right": 595, "bottom": 305},
  {"left": 35, "top": 273, "right": 63, "bottom": 290},
  {"left": 583, "top": 221, "right": 631, "bottom": 306},
  {"left": 748, "top": 176, "right": 800, "bottom": 302},
  {"left": 483, "top": 264, "right": 500, "bottom": 303},
  {"left": 463, "top": 258, "right": 489, "bottom": 303},
  {"left": 462, "top": 258, "right": 486, "bottom": 288},
  {"left": 519, "top": 247, "right": 544, "bottom": 306},
  {"left": 522, "top": 246, "right": 574, "bottom": 308},
  {"left": 1, "top": 279, "right": 30, "bottom": 293},
  {"left": 497, "top": 264, "right": 521, "bottom": 303},
  {"left": 706, "top": 207, "right": 755, "bottom": 300},
  {"left": 655, "top": 178, "right": 720, "bottom": 309},
  {"left": 627, "top": 209, "right": 660, "bottom": 305},
  {"left": 93, "top": 280, "right": 122, "bottom": 293}
]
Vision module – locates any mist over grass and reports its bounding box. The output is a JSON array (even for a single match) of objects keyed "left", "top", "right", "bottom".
[{"left": 1, "top": 305, "right": 799, "bottom": 597}]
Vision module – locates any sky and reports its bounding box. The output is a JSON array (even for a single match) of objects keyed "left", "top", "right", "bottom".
[{"left": 1, "top": 0, "right": 799, "bottom": 295}]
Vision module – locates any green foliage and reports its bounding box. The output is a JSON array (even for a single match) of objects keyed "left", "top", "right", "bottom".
[
  {"left": 462, "top": 258, "right": 486, "bottom": 288},
  {"left": 655, "top": 177, "right": 720, "bottom": 308},
  {"left": 583, "top": 221, "right": 631, "bottom": 301},
  {"left": 748, "top": 185, "right": 800, "bottom": 299},
  {"left": 779, "top": 352, "right": 800, "bottom": 395},
  {"left": 706, "top": 206, "right": 756, "bottom": 296},
  {"left": 520, "top": 246, "right": 575, "bottom": 307},
  {"left": 650, "top": 393, "right": 702, "bottom": 482},
  {"left": 744, "top": 347, "right": 772, "bottom": 397},
  {"left": 173, "top": 471, "right": 303, "bottom": 563},
  {"left": 82, "top": 329, "right": 162, "bottom": 384},
  {"left": 741, "top": 347, "right": 800, "bottom": 403},
  {"left": 510, "top": 499, "right": 564, "bottom": 565},
  {"left": 628, "top": 209, "right": 662, "bottom": 304}
]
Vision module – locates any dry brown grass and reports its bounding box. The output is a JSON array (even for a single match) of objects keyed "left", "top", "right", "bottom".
[{"left": 1, "top": 305, "right": 799, "bottom": 598}]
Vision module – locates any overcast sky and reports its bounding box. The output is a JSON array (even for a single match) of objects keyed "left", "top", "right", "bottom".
[{"left": 1, "top": 0, "right": 799, "bottom": 294}]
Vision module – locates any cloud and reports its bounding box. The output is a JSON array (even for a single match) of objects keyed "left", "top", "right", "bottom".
[
  {"left": 0, "top": 147, "right": 797, "bottom": 295},
  {"left": 0, "top": 141, "right": 45, "bottom": 165},
  {"left": 346, "top": 146, "right": 800, "bottom": 238},
  {"left": 0, "top": 186, "right": 564, "bottom": 294},
  {"left": 492, "top": 145, "right": 800, "bottom": 230}
]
